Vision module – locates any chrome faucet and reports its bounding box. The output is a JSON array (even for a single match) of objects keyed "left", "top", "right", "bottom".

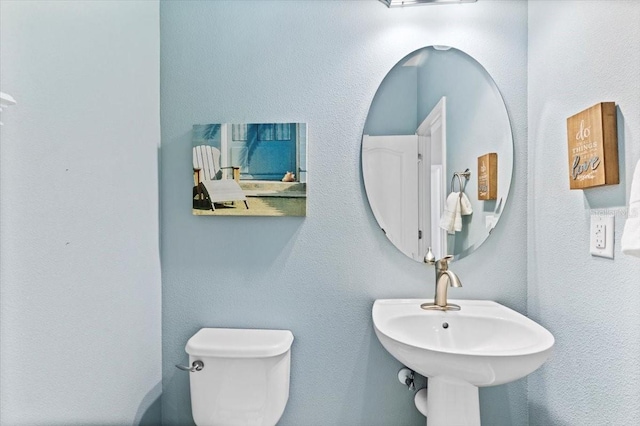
[{"left": 422, "top": 248, "right": 462, "bottom": 311}]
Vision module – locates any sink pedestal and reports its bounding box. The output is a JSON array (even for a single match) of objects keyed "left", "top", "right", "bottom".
[{"left": 426, "top": 377, "right": 480, "bottom": 426}]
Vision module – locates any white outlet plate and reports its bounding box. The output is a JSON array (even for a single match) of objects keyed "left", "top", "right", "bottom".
[{"left": 590, "top": 214, "right": 614, "bottom": 259}]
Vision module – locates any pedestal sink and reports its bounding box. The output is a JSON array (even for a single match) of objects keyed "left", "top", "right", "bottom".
[{"left": 372, "top": 299, "right": 554, "bottom": 426}]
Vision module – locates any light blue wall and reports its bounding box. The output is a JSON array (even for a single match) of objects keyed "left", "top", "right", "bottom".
[
  {"left": 0, "top": 1, "right": 162, "bottom": 424},
  {"left": 160, "top": 1, "right": 527, "bottom": 425},
  {"left": 528, "top": 1, "right": 640, "bottom": 424}
]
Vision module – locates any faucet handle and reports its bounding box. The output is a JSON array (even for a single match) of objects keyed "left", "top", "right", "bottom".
[
  {"left": 441, "top": 255, "right": 454, "bottom": 263},
  {"left": 424, "top": 247, "right": 436, "bottom": 264},
  {"left": 436, "top": 255, "right": 455, "bottom": 270},
  {"left": 435, "top": 255, "right": 453, "bottom": 272}
]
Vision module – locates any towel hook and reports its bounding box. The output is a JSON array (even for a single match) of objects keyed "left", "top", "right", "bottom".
[{"left": 450, "top": 169, "right": 471, "bottom": 194}]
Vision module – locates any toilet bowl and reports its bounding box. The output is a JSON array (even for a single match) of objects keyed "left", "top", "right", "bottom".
[{"left": 182, "top": 328, "right": 294, "bottom": 426}]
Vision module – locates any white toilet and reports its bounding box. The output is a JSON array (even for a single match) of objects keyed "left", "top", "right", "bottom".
[{"left": 182, "top": 328, "right": 294, "bottom": 426}]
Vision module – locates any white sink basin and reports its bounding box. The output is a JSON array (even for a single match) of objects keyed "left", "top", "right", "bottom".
[{"left": 372, "top": 299, "right": 554, "bottom": 425}]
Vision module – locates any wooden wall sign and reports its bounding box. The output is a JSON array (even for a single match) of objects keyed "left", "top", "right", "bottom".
[
  {"left": 478, "top": 153, "right": 497, "bottom": 200},
  {"left": 566, "top": 102, "right": 619, "bottom": 189}
]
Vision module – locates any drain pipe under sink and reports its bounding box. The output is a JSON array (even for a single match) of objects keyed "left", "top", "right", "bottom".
[{"left": 398, "top": 367, "right": 428, "bottom": 418}]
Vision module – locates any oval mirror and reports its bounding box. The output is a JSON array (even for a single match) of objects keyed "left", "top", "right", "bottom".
[{"left": 362, "top": 46, "right": 513, "bottom": 262}]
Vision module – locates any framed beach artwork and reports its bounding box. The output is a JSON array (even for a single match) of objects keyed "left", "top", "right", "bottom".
[{"left": 192, "top": 122, "right": 308, "bottom": 216}]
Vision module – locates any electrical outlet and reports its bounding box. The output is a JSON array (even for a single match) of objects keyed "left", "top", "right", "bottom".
[
  {"left": 595, "top": 223, "right": 606, "bottom": 249},
  {"left": 590, "top": 214, "right": 614, "bottom": 259}
]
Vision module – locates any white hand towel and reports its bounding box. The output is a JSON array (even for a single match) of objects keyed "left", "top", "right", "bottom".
[
  {"left": 622, "top": 159, "right": 640, "bottom": 257},
  {"left": 453, "top": 195, "right": 462, "bottom": 232},
  {"left": 460, "top": 192, "right": 473, "bottom": 216},
  {"left": 439, "top": 192, "right": 460, "bottom": 234}
]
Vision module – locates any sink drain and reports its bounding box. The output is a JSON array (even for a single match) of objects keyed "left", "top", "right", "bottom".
[{"left": 442, "top": 322, "right": 449, "bottom": 329}]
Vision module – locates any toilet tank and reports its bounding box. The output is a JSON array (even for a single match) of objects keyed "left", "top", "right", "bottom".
[{"left": 185, "top": 328, "right": 294, "bottom": 426}]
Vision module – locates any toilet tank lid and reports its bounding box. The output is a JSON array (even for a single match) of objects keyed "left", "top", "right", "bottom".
[{"left": 186, "top": 328, "right": 294, "bottom": 358}]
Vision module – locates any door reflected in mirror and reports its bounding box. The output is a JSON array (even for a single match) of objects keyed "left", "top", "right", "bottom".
[{"left": 362, "top": 46, "right": 513, "bottom": 262}]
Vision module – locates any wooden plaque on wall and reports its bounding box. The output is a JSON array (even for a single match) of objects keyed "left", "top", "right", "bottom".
[
  {"left": 478, "top": 153, "right": 497, "bottom": 200},
  {"left": 566, "top": 102, "right": 619, "bottom": 189}
]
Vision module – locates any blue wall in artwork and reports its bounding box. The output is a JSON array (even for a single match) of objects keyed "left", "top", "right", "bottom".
[{"left": 160, "top": 1, "right": 528, "bottom": 425}]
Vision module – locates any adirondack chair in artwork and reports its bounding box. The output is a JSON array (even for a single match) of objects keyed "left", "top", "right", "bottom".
[{"left": 193, "top": 145, "right": 249, "bottom": 210}]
